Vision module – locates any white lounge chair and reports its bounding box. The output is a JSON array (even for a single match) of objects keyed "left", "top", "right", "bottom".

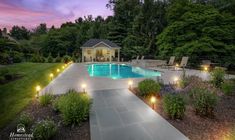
[
  {"left": 174, "top": 57, "right": 189, "bottom": 70},
  {"left": 162, "top": 56, "right": 175, "bottom": 69}
]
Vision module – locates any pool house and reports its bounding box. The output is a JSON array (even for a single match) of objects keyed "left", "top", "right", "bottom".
[{"left": 81, "top": 39, "right": 121, "bottom": 62}]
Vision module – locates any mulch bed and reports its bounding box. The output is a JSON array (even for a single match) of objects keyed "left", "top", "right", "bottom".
[
  {"left": 0, "top": 99, "right": 90, "bottom": 140},
  {"left": 130, "top": 85, "right": 235, "bottom": 140}
]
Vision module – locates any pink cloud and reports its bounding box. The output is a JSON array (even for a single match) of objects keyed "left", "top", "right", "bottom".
[{"left": 0, "top": 0, "right": 113, "bottom": 30}]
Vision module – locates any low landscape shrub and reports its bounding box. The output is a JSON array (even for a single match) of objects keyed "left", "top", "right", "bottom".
[
  {"left": 190, "top": 88, "right": 218, "bottom": 117},
  {"left": 31, "top": 54, "right": 46, "bottom": 63},
  {"left": 33, "top": 119, "right": 57, "bottom": 140},
  {"left": 138, "top": 79, "right": 161, "bottom": 97},
  {"left": 163, "top": 94, "right": 186, "bottom": 119},
  {"left": 210, "top": 67, "right": 225, "bottom": 88},
  {"left": 62, "top": 55, "right": 72, "bottom": 64},
  {"left": 39, "top": 93, "right": 53, "bottom": 106},
  {"left": 54, "top": 54, "right": 62, "bottom": 63},
  {"left": 17, "top": 113, "right": 33, "bottom": 127},
  {"left": 178, "top": 69, "right": 190, "bottom": 88},
  {"left": 54, "top": 90, "right": 91, "bottom": 125},
  {"left": 47, "top": 53, "right": 54, "bottom": 63},
  {"left": 0, "top": 52, "right": 10, "bottom": 64},
  {"left": 221, "top": 81, "right": 234, "bottom": 96}
]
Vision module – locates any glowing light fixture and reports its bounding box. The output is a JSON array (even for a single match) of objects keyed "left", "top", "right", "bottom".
[
  {"left": 49, "top": 73, "right": 54, "bottom": 80},
  {"left": 57, "top": 69, "right": 60, "bottom": 73},
  {"left": 204, "top": 66, "right": 208, "bottom": 71},
  {"left": 128, "top": 80, "right": 133, "bottom": 89},
  {"left": 62, "top": 66, "right": 65, "bottom": 69},
  {"left": 36, "top": 85, "right": 41, "bottom": 98},
  {"left": 81, "top": 84, "right": 87, "bottom": 93},
  {"left": 173, "top": 76, "right": 179, "bottom": 85},
  {"left": 173, "top": 76, "right": 179, "bottom": 82},
  {"left": 150, "top": 96, "right": 156, "bottom": 109}
]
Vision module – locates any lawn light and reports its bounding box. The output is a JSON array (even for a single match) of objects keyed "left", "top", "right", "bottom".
[
  {"left": 57, "top": 69, "right": 60, "bottom": 73},
  {"left": 62, "top": 66, "right": 65, "bottom": 69},
  {"left": 36, "top": 85, "right": 41, "bottom": 98},
  {"left": 65, "top": 64, "right": 68, "bottom": 67},
  {"left": 150, "top": 96, "right": 156, "bottom": 109},
  {"left": 81, "top": 83, "right": 87, "bottom": 93},
  {"left": 128, "top": 80, "right": 133, "bottom": 89},
  {"left": 49, "top": 73, "right": 54, "bottom": 80}
]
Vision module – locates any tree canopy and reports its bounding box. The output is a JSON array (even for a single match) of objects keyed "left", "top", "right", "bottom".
[{"left": 0, "top": 0, "right": 234, "bottom": 69}]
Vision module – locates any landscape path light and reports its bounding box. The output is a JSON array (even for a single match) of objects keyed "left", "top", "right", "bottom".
[
  {"left": 173, "top": 76, "right": 179, "bottom": 84},
  {"left": 81, "top": 83, "right": 87, "bottom": 93},
  {"left": 49, "top": 73, "right": 54, "bottom": 81},
  {"left": 203, "top": 66, "right": 209, "bottom": 72},
  {"left": 128, "top": 80, "right": 133, "bottom": 89},
  {"left": 35, "top": 85, "right": 41, "bottom": 98},
  {"left": 57, "top": 69, "right": 60, "bottom": 73},
  {"left": 150, "top": 96, "right": 156, "bottom": 109}
]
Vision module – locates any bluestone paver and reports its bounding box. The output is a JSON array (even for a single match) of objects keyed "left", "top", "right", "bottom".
[{"left": 89, "top": 89, "right": 189, "bottom": 140}]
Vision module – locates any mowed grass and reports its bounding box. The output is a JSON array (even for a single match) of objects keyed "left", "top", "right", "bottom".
[{"left": 0, "top": 63, "right": 63, "bottom": 129}]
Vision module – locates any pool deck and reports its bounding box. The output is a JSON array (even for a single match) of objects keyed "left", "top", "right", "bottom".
[
  {"left": 41, "top": 63, "right": 234, "bottom": 94},
  {"left": 40, "top": 63, "right": 234, "bottom": 140}
]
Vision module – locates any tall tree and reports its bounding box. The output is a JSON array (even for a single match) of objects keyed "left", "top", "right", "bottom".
[
  {"left": 34, "top": 23, "right": 47, "bottom": 35},
  {"left": 157, "top": 2, "right": 235, "bottom": 67},
  {"left": 10, "top": 26, "right": 30, "bottom": 40}
]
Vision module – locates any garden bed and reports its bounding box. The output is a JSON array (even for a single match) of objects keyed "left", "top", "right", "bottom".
[
  {"left": 130, "top": 84, "right": 235, "bottom": 140},
  {"left": 0, "top": 99, "right": 90, "bottom": 140}
]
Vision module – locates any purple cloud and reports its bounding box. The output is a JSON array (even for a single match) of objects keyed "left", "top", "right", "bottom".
[{"left": 0, "top": 0, "right": 113, "bottom": 30}]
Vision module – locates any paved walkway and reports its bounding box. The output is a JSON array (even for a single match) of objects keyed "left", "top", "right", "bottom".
[
  {"left": 89, "top": 89, "right": 188, "bottom": 140},
  {"left": 40, "top": 63, "right": 233, "bottom": 140}
]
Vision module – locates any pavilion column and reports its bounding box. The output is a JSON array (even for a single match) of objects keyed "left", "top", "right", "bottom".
[
  {"left": 82, "top": 49, "right": 84, "bottom": 62},
  {"left": 109, "top": 48, "right": 112, "bottom": 62},
  {"left": 117, "top": 49, "right": 120, "bottom": 62},
  {"left": 91, "top": 49, "right": 94, "bottom": 62}
]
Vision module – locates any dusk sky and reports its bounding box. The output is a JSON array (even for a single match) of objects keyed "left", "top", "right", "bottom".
[{"left": 0, "top": 0, "right": 113, "bottom": 30}]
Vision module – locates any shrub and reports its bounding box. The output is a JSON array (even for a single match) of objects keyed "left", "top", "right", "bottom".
[
  {"left": 138, "top": 79, "right": 161, "bottom": 97},
  {"left": 62, "top": 55, "right": 72, "bottom": 64},
  {"left": 0, "top": 52, "right": 10, "bottom": 64},
  {"left": 17, "top": 113, "right": 33, "bottom": 127},
  {"left": 163, "top": 94, "right": 186, "bottom": 119},
  {"left": 31, "top": 54, "right": 45, "bottom": 63},
  {"left": 33, "top": 119, "right": 57, "bottom": 140},
  {"left": 39, "top": 93, "right": 53, "bottom": 106},
  {"left": 210, "top": 67, "right": 225, "bottom": 88},
  {"left": 54, "top": 54, "right": 62, "bottom": 63},
  {"left": 10, "top": 51, "right": 24, "bottom": 63},
  {"left": 52, "top": 98, "right": 60, "bottom": 112},
  {"left": 190, "top": 88, "right": 218, "bottom": 117},
  {"left": 221, "top": 81, "right": 234, "bottom": 96},
  {"left": 47, "top": 53, "right": 54, "bottom": 63},
  {"left": 55, "top": 90, "right": 91, "bottom": 125}
]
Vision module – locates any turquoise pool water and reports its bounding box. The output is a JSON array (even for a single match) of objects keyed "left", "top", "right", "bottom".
[{"left": 86, "top": 63, "right": 161, "bottom": 79}]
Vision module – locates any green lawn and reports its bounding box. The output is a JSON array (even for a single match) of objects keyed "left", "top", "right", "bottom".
[{"left": 0, "top": 63, "right": 63, "bottom": 129}]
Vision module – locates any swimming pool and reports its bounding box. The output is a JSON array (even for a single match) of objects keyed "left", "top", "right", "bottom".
[{"left": 86, "top": 63, "right": 161, "bottom": 79}]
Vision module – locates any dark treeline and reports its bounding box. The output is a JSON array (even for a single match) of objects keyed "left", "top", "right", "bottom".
[{"left": 0, "top": 0, "right": 234, "bottom": 69}]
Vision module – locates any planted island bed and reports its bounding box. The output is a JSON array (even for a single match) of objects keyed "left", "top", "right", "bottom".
[{"left": 129, "top": 75, "right": 235, "bottom": 140}]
